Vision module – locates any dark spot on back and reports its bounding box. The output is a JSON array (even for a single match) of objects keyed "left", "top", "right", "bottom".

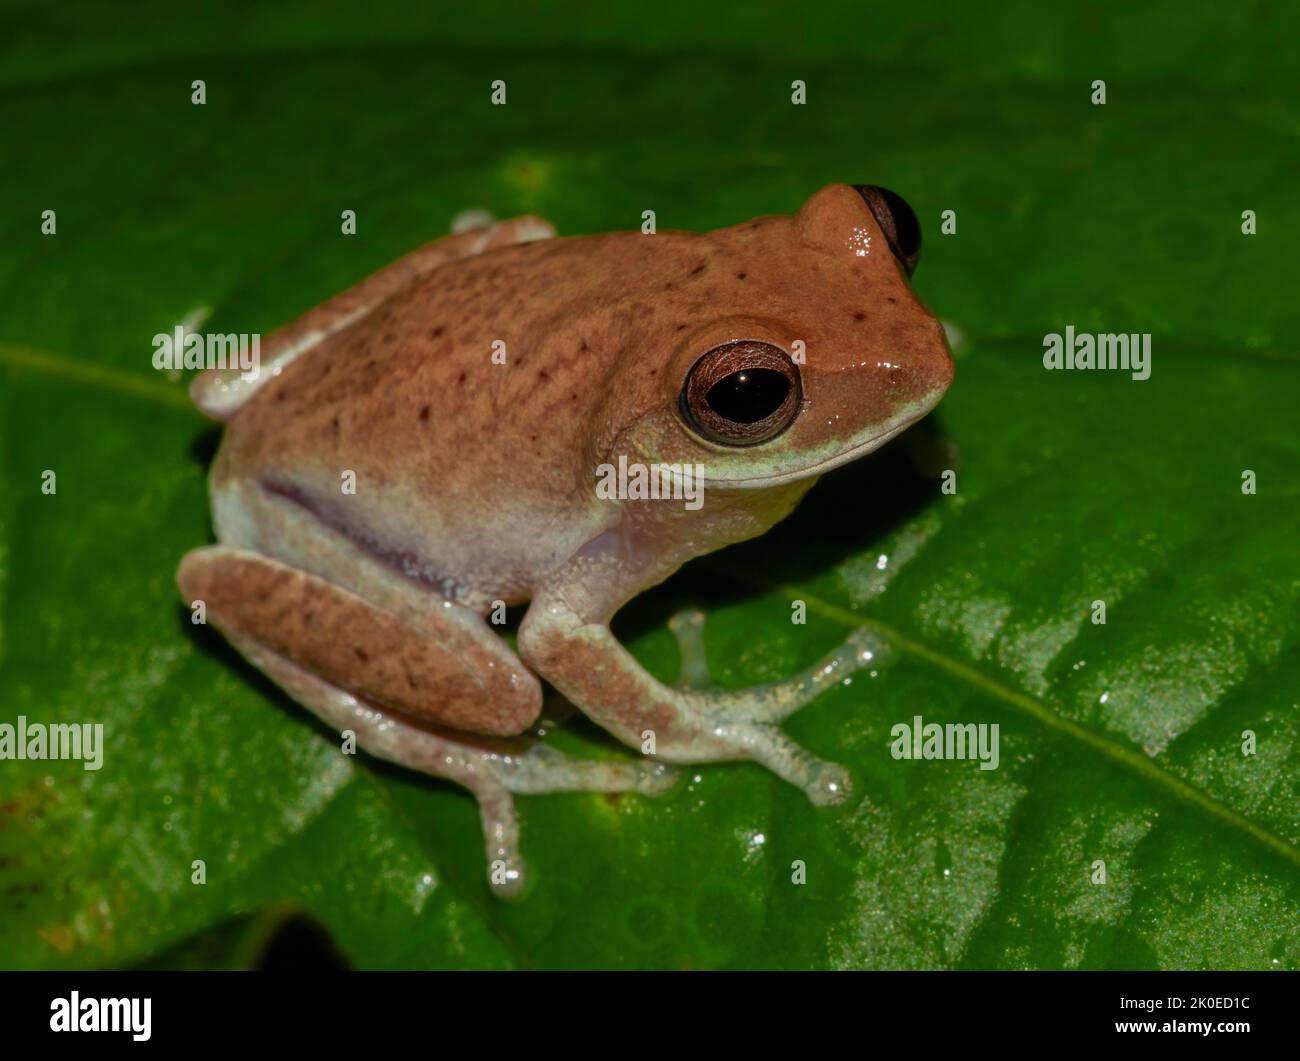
[
  {"left": 457, "top": 371, "right": 467, "bottom": 385},
  {"left": 690, "top": 262, "right": 707, "bottom": 276},
  {"left": 354, "top": 646, "right": 370, "bottom": 662},
  {"left": 418, "top": 405, "right": 431, "bottom": 422},
  {"left": 580, "top": 339, "right": 589, "bottom": 352},
  {"left": 736, "top": 272, "right": 747, "bottom": 280},
  {"left": 431, "top": 325, "right": 445, "bottom": 338},
  {"left": 537, "top": 368, "right": 550, "bottom": 381},
  {"left": 675, "top": 323, "right": 689, "bottom": 331},
  {"left": 854, "top": 311, "right": 866, "bottom": 321}
]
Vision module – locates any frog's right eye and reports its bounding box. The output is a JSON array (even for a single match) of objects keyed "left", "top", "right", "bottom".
[
  {"left": 679, "top": 340, "right": 802, "bottom": 446},
  {"left": 852, "top": 185, "right": 922, "bottom": 277}
]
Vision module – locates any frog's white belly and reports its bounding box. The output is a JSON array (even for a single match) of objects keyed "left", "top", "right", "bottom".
[{"left": 209, "top": 472, "right": 610, "bottom": 613}]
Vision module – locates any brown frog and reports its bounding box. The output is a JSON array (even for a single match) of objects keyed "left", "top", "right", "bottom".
[{"left": 179, "top": 184, "right": 954, "bottom": 895}]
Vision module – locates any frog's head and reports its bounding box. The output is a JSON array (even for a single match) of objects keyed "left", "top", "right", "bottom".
[{"left": 614, "top": 184, "right": 954, "bottom": 493}]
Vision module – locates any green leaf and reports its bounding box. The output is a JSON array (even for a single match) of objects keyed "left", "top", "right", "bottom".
[{"left": 1, "top": 1, "right": 1296, "bottom": 970}]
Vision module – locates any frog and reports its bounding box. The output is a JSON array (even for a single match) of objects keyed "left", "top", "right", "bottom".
[{"left": 178, "top": 183, "right": 954, "bottom": 897}]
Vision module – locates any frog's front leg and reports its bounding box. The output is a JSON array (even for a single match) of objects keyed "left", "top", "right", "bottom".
[
  {"left": 178, "top": 547, "right": 672, "bottom": 897},
  {"left": 519, "top": 590, "right": 887, "bottom": 805}
]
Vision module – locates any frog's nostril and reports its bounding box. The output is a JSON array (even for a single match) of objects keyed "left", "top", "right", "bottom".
[{"left": 852, "top": 185, "right": 922, "bottom": 277}]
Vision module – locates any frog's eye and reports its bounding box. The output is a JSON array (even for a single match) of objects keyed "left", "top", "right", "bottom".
[
  {"left": 852, "top": 185, "right": 921, "bottom": 277},
  {"left": 679, "top": 340, "right": 802, "bottom": 446}
]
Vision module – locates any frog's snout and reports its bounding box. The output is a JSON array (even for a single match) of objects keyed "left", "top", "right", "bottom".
[
  {"left": 919, "top": 317, "right": 956, "bottom": 397},
  {"left": 868, "top": 314, "right": 955, "bottom": 409}
]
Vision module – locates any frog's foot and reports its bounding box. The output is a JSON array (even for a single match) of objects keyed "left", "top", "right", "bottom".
[
  {"left": 216, "top": 633, "right": 673, "bottom": 899},
  {"left": 717, "top": 625, "right": 891, "bottom": 725},
  {"left": 482, "top": 746, "right": 675, "bottom": 897},
  {"left": 522, "top": 597, "right": 891, "bottom": 807}
]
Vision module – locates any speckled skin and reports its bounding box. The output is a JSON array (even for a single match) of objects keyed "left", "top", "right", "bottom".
[
  {"left": 207, "top": 183, "right": 951, "bottom": 615},
  {"left": 179, "top": 185, "right": 954, "bottom": 895}
]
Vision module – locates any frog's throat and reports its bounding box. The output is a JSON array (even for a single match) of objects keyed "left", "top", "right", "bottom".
[{"left": 701, "top": 394, "right": 940, "bottom": 490}]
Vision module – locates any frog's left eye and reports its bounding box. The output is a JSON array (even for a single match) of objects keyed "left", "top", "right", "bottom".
[{"left": 679, "top": 340, "right": 802, "bottom": 446}]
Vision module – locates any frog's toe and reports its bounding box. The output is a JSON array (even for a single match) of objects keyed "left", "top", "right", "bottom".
[
  {"left": 803, "top": 760, "right": 854, "bottom": 807},
  {"left": 713, "top": 722, "right": 854, "bottom": 808},
  {"left": 450, "top": 207, "right": 496, "bottom": 233},
  {"left": 843, "top": 625, "right": 893, "bottom": 667},
  {"left": 634, "top": 760, "right": 680, "bottom": 796},
  {"left": 667, "top": 607, "right": 713, "bottom": 690},
  {"left": 487, "top": 855, "right": 529, "bottom": 901}
]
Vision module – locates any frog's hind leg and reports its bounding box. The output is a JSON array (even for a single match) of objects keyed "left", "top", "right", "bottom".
[
  {"left": 190, "top": 214, "right": 555, "bottom": 421},
  {"left": 218, "top": 634, "right": 669, "bottom": 897},
  {"left": 180, "top": 546, "right": 544, "bottom": 736},
  {"left": 219, "top": 634, "right": 669, "bottom": 897},
  {"left": 521, "top": 592, "right": 892, "bottom": 806},
  {"left": 178, "top": 546, "right": 672, "bottom": 897}
]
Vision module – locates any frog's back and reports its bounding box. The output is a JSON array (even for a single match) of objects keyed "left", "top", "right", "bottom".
[{"left": 209, "top": 233, "right": 652, "bottom": 605}]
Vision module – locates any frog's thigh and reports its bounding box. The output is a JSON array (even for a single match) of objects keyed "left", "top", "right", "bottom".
[
  {"left": 178, "top": 546, "right": 541, "bottom": 736},
  {"left": 190, "top": 214, "right": 556, "bottom": 421}
]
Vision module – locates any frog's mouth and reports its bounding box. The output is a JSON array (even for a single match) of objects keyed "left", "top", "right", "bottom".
[{"left": 699, "top": 391, "right": 943, "bottom": 490}]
